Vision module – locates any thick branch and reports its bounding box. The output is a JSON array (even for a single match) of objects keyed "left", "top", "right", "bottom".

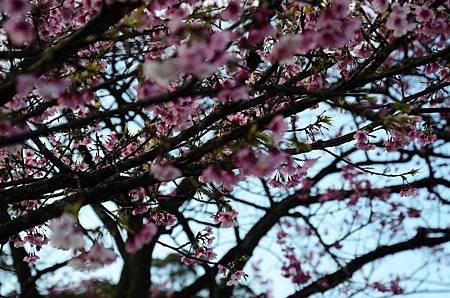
[{"left": 287, "top": 228, "right": 450, "bottom": 298}]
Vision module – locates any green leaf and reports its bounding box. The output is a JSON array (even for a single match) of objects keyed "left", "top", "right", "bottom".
[
  {"left": 293, "top": 141, "right": 312, "bottom": 153},
  {"left": 391, "top": 102, "right": 412, "bottom": 113}
]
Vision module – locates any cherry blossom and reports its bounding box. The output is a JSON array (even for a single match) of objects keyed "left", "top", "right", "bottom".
[
  {"left": 218, "top": 264, "right": 230, "bottom": 276},
  {"left": 386, "top": 4, "right": 416, "bottom": 37},
  {"left": 23, "top": 254, "right": 39, "bottom": 263},
  {"left": 1, "top": 0, "right": 30, "bottom": 17},
  {"left": 148, "top": 210, "right": 177, "bottom": 226},
  {"left": 0, "top": 0, "right": 449, "bottom": 296},
  {"left": 226, "top": 270, "right": 245, "bottom": 286},
  {"left": 125, "top": 223, "right": 157, "bottom": 254},
  {"left": 35, "top": 77, "right": 69, "bottom": 100},
  {"left": 415, "top": 6, "right": 434, "bottom": 23},
  {"left": 354, "top": 130, "right": 375, "bottom": 150},
  {"left": 372, "top": 0, "right": 389, "bottom": 13},
  {"left": 221, "top": 0, "right": 241, "bottom": 21},
  {"left": 150, "top": 163, "right": 182, "bottom": 181},
  {"left": 69, "top": 243, "right": 117, "bottom": 270},
  {"left": 180, "top": 226, "right": 217, "bottom": 265},
  {"left": 271, "top": 35, "right": 302, "bottom": 62},
  {"left": 4, "top": 17, "right": 33, "bottom": 44},
  {"left": 212, "top": 210, "right": 238, "bottom": 228},
  {"left": 15, "top": 74, "right": 37, "bottom": 99},
  {"left": 267, "top": 115, "right": 288, "bottom": 142},
  {"left": 200, "top": 166, "right": 239, "bottom": 192},
  {"left": 217, "top": 85, "right": 249, "bottom": 102},
  {"left": 237, "top": 148, "right": 288, "bottom": 178},
  {"left": 143, "top": 60, "right": 180, "bottom": 87},
  {"left": 417, "top": 132, "right": 437, "bottom": 146},
  {"left": 400, "top": 185, "right": 418, "bottom": 197},
  {"left": 49, "top": 214, "right": 85, "bottom": 251}
]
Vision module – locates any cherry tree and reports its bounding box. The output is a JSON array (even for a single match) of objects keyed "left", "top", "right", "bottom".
[{"left": 0, "top": 0, "right": 449, "bottom": 297}]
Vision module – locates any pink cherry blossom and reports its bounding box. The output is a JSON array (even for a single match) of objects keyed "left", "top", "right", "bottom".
[
  {"left": 200, "top": 166, "right": 239, "bottom": 192},
  {"left": 209, "top": 31, "right": 232, "bottom": 52},
  {"left": 4, "top": 17, "right": 33, "bottom": 44},
  {"left": 177, "top": 43, "right": 217, "bottom": 78},
  {"left": 332, "top": 0, "right": 351, "bottom": 18},
  {"left": 24, "top": 233, "right": 48, "bottom": 249},
  {"left": 49, "top": 214, "right": 85, "bottom": 251},
  {"left": 181, "top": 255, "right": 197, "bottom": 265},
  {"left": 319, "top": 189, "right": 344, "bottom": 202},
  {"left": 386, "top": 4, "right": 416, "bottom": 37},
  {"left": 237, "top": 148, "right": 288, "bottom": 178},
  {"left": 281, "top": 249, "right": 311, "bottom": 284},
  {"left": 125, "top": 223, "right": 157, "bottom": 254},
  {"left": 372, "top": 0, "right": 389, "bottom": 13},
  {"left": 35, "top": 77, "right": 69, "bottom": 100},
  {"left": 0, "top": 0, "right": 448, "bottom": 294},
  {"left": 400, "top": 185, "right": 418, "bottom": 197},
  {"left": 137, "top": 83, "right": 166, "bottom": 100},
  {"left": 143, "top": 59, "right": 180, "bottom": 87},
  {"left": 318, "top": 18, "right": 361, "bottom": 48},
  {"left": 151, "top": 163, "right": 182, "bottom": 181},
  {"left": 212, "top": 210, "right": 238, "bottom": 228},
  {"left": 2, "top": 0, "right": 30, "bottom": 17},
  {"left": 221, "top": 0, "right": 241, "bottom": 21},
  {"left": 226, "top": 270, "right": 245, "bottom": 286},
  {"left": 218, "top": 264, "right": 230, "bottom": 276},
  {"left": 245, "top": 23, "right": 274, "bottom": 46},
  {"left": 354, "top": 130, "right": 375, "bottom": 151},
  {"left": 23, "top": 253, "right": 39, "bottom": 263},
  {"left": 308, "top": 74, "right": 326, "bottom": 91},
  {"left": 58, "top": 93, "right": 90, "bottom": 109},
  {"left": 415, "top": 6, "right": 434, "bottom": 23},
  {"left": 407, "top": 208, "right": 421, "bottom": 218},
  {"left": 180, "top": 228, "right": 217, "bottom": 266},
  {"left": 298, "top": 31, "right": 319, "bottom": 54},
  {"left": 217, "top": 85, "right": 249, "bottom": 102},
  {"left": 271, "top": 35, "right": 301, "bottom": 62},
  {"left": 132, "top": 205, "right": 150, "bottom": 216},
  {"left": 15, "top": 73, "right": 37, "bottom": 99},
  {"left": 69, "top": 243, "right": 117, "bottom": 270},
  {"left": 267, "top": 115, "right": 288, "bottom": 142},
  {"left": 389, "top": 278, "right": 404, "bottom": 294},
  {"left": 149, "top": 210, "right": 177, "bottom": 226},
  {"left": 195, "top": 247, "right": 217, "bottom": 261},
  {"left": 417, "top": 132, "right": 436, "bottom": 145}
]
